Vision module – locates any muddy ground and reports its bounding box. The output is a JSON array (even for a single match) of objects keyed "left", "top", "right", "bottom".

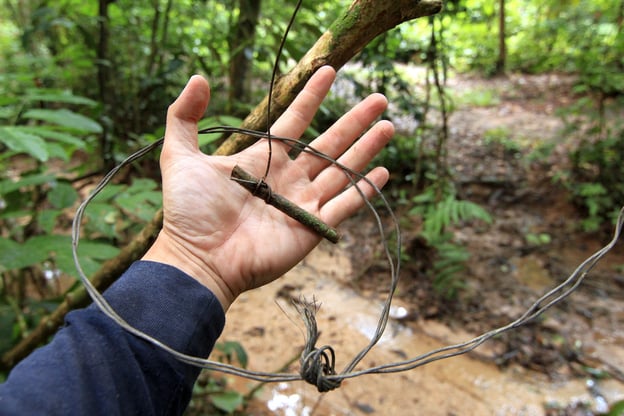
[{"left": 190, "top": 73, "right": 624, "bottom": 415}]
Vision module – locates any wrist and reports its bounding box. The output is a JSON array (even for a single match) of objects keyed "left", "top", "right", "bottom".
[{"left": 142, "top": 231, "right": 235, "bottom": 310}]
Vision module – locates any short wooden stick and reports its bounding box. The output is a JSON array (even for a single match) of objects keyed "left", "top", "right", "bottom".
[{"left": 230, "top": 165, "right": 340, "bottom": 244}]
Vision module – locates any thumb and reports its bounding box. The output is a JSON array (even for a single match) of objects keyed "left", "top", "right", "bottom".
[{"left": 163, "top": 75, "right": 211, "bottom": 155}]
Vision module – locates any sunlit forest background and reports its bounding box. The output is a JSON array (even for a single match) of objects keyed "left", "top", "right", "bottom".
[{"left": 1, "top": 0, "right": 624, "bottom": 413}]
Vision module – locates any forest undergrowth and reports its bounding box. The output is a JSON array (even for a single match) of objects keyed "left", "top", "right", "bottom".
[{"left": 341, "top": 71, "right": 624, "bottom": 414}]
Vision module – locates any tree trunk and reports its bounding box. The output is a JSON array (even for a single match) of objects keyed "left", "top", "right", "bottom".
[
  {"left": 97, "top": 0, "right": 116, "bottom": 170},
  {"left": 146, "top": 0, "right": 162, "bottom": 77},
  {"left": 495, "top": 0, "right": 506, "bottom": 75},
  {"left": 0, "top": 0, "right": 443, "bottom": 371},
  {"left": 228, "top": 0, "right": 262, "bottom": 115}
]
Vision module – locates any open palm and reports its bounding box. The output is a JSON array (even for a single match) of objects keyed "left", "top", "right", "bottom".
[{"left": 143, "top": 66, "right": 394, "bottom": 310}]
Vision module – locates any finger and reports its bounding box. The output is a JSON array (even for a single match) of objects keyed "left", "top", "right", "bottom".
[
  {"left": 162, "top": 75, "right": 211, "bottom": 157},
  {"left": 267, "top": 66, "right": 336, "bottom": 141},
  {"left": 315, "top": 119, "right": 394, "bottom": 204},
  {"left": 297, "top": 93, "right": 388, "bottom": 179},
  {"left": 320, "top": 167, "right": 390, "bottom": 226}
]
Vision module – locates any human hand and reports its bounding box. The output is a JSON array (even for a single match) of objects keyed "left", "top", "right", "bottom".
[{"left": 142, "top": 66, "right": 394, "bottom": 310}]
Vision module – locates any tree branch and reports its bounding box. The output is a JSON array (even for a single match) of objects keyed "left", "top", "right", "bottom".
[{"left": 214, "top": 0, "right": 443, "bottom": 156}]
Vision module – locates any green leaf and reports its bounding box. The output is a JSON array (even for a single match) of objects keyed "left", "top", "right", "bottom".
[
  {"left": 91, "top": 184, "right": 126, "bottom": 202},
  {"left": 23, "top": 235, "right": 71, "bottom": 267},
  {"left": 24, "top": 89, "right": 97, "bottom": 106},
  {"left": 216, "top": 341, "right": 248, "bottom": 368},
  {"left": 0, "top": 238, "right": 21, "bottom": 271},
  {"left": 411, "top": 191, "right": 436, "bottom": 205},
  {"left": 0, "top": 106, "right": 17, "bottom": 119},
  {"left": 67, "top": 256, "right": 100, "bottom": 278},
  {"left": 0, "top": 208, "right": 32, "bottom": 220},
  {"left": 126, "top": 178, "right": 159, "bottom": 193},
  {"left": 0, "top": 236, "right": 60, "bottom": 272},
  {"left": 22, "top": 109, "right": 102, "bottom": 133},
  {"left": 0, "top": 96, "right": 20, "bottom": 106},
  {"left": 78, "top": 240, "right": 120, "bottom": 260},
  {"left": 116, "top": 191, "right": 161, "bottom": 221},
  {"left": 0, "top": 126, "right": 49, "bottom": 161},
  {"left": 44, "top": 142, "right": 72, "bottom": 161},
  {"left": 606, "top": 399, "right": 624, "bottom": 416},
  {"left": 18, "top": 126, "right": 86, "bottom": 148},
  {"left": 39, "top": 208, "right": 62, "bottom": 234},
  {"left": 116, "top": 190, "right": 161, "bottom": 207},
  {"left": 211, "top": 391, "right": 243, "bottom": 413},
  {"left": 48, "top": 181, "right": 78, "bottom": 209},
  {"left": 0, "top": 173, "right": 54, "bottom": 195},
  {"left": 60, "top": 240, "right": 119, "bottom": 277},
  {"left": 579, "top": 182, "right": 607, "bottom": 197},
  {"left": 9, "top": 235, "right": 120, "bottom": 277},
  {"left": 84, "top": 202, "right": 119, "bottom": 238},
  {"left": 197, "top": 115, "right": 242, "bottom": 131},
  {"left": 197, "top": 115, "right": 242, "bottom": 147},
  {"left": 434, "top": 263, "right": 466, "bottom": 278}
]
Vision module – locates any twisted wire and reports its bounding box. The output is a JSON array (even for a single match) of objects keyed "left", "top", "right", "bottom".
[
  {"left": 71, "top": 126, "right": 400, "bottom": 388},
  {"left": 72, "top": 124, "right": 624, "bottom": 392},
  {"left": 70, "top": 0, "right": 622, "bottom": 393},
  {"left": 262, "top": 0, "right": 302, "bottom": 181},
  {"left": 294, "top": 299, "right": 341, "bottom": 392}
]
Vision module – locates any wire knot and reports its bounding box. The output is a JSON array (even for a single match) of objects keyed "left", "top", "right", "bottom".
[
  {"left": 300, "top": 345, "right": 341, "bottom": 392},
  {"left": 294, "top": 297, "right": 342, "bottom": 392},
  {"left": 253, "top": 179, "right": 273, "bottom": 203}
]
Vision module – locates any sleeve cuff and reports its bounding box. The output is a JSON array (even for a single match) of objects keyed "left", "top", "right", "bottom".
[{"left": 98, "top": 260, "right": 226, "bottom": 359}]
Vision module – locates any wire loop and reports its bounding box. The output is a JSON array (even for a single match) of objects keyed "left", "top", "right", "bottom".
[
  {"left": 70, "top": 0, "right": 624, "bottom": 393},
  {"left": 72, "top": 125, "right": 624, "bottom": 391},
  {"left": 300, "top": 346, "right": 341, "bottom": 392}
]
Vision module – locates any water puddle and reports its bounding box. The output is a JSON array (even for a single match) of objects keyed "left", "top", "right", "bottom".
[{"left": 266, "top": 382, "right": 312, "bottom": 416}]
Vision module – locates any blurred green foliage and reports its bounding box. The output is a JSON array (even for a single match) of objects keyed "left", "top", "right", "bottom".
[{"left": 567, "top": 111, "right": 624, "bottom": 231}]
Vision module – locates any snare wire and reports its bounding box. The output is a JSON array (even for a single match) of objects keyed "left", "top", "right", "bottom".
[
  {"left": 71, "top": 0, "right": 624, "bottom": 391},
  {"left": 72, "top": 126, "right": 624, "bottom": 390}
]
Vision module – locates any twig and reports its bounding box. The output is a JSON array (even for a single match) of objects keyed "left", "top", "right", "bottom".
[{"left": 230, "top": 165, "right": 340, "bottom": 244}]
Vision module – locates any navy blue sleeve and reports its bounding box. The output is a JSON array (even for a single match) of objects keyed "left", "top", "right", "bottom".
[{"left": 0, "top": 260, "right": 225, "bottom": 416}]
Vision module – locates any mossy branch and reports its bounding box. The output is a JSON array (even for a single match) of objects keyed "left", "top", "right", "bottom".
[{"left": 214, "top": 0, "right": 443, "bottom": 156}]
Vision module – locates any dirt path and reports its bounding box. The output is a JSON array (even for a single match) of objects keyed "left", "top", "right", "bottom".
[
  {"left": 195, "top": 73, "right": 624, "bottom": 415},
  {"left": 217, "top": 242, "right": 623, "bottom": 415}
]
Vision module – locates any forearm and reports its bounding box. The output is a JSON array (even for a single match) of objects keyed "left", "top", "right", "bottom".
[{"left": 0, "top": 261, "right": 225, "bottom": 416}]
